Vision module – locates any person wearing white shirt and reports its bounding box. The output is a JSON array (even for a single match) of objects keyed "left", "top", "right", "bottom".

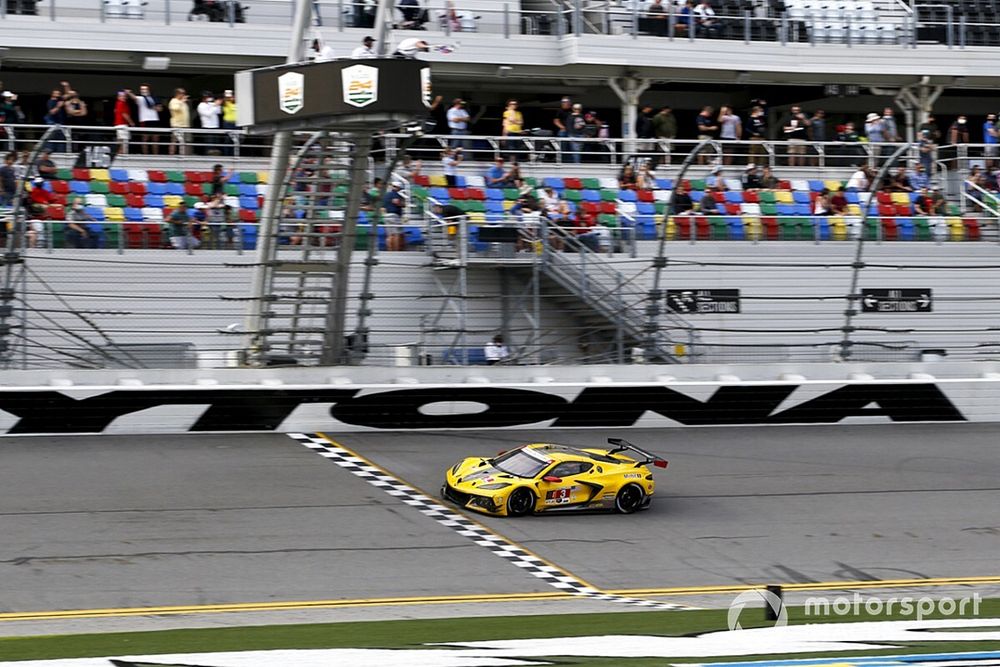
[
  {"left": 484, "top": 335, "right": 510, "bottom": 364},
  {"left": 311, "top": 38, "right": 336, "bottom": 62},
  {"left": 394, "top": 37, "right": 430, "bottom": 58},
  {"left": 127, "top": 84, "right": 162, "bottom": 155},
  {"left": 351, "top": 36, "right": 377, "bottom": 58},
  {"left": 197, "top": 92, "right": 222, "bottom": 155},
  {"left": 441, "top": 147, "right": 462, "bottom": 187}
]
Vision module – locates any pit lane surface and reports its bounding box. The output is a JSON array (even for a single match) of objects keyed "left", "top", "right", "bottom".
[{"left": 0, "top": 424, "right": 997, "bottom": 616}]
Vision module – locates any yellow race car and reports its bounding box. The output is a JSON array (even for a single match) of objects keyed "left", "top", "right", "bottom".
[{"left": 441, "top": 438, "right": 668, "bottom": 517}]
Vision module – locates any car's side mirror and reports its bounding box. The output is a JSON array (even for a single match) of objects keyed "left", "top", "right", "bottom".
[{"left": 542, "top": 475, "right": 562, "bottom": 483}]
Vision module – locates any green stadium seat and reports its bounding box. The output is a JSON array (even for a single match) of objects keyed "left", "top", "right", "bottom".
[
  {"left": 914, "top": 217, "right": 931, "bottom": 241},
  {"left": 758, "top": 191, "right": 776, "bottom": 203},
  {"left": 503, "top": 188, "right": 519, "bottom": 200},
  {"left": 166, "top": 171, "right": 186, "bottom": 183},
  {"left": 690, "top": 179, "right": 706, "bottom": 191},
  {"left": 563, "top": 189, "right": 582, "bottom": 202},
  {"left": 240, "top": 172, "right": 259, "bottom": 184},
  {"left": 581, "top": 178, "right": 600, "bottom": 189},
  {"left": 106, "top": 194, "right": 127, "bottom": 208},
  {"left": 709, "top": 216, "right": 729, "bottom": 239},
  {"left": 89, "top": 181, "right": 110, "bottom": 195},
  {"left": 597, "top": 213, "right": 617, "bottom": 227},
  {"left": 600, "top": 189, "right": 617, "bottom": 202},
  {"left": 224, "top": 183, "right": 240, "bottom": 196},
  {"left": 56, "top": 168, "right": 73, "bottom": 181}
]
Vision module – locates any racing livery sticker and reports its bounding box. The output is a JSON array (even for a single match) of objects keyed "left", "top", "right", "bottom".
[
  {"left": 277, "top": 71, "right": 304, "bottom": 115},
  {"left": 341, "top": 64, "right": 378, "bottom": 108}
]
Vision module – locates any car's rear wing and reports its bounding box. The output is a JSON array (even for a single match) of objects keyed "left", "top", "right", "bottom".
[{"left": 607, "top": 438, "right": 668, "bottom": 468}]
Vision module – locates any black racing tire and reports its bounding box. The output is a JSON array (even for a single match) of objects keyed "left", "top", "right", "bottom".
[
  {"left": 506, "top": 487, "right": 535, "bottom": 517},
  {"left": 615, "top": 483, "right": 645, "bottom": 514}
]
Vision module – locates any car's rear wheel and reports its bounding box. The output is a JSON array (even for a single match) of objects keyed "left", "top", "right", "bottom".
[
  {"left": 506, "top": 487, "right": 535, "bottom": 517},
  {"left": 615, "top": 483, "right": 645, "bottom": 514}
]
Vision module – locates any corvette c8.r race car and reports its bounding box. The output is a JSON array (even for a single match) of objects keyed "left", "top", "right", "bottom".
[{"left": 441, "top": 438, "right": 668, "bottom": 516}]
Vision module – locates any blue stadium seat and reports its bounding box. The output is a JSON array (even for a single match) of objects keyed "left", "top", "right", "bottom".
[
  {"left": 845, "top": 191, "right": 860, "bottom": 204},
  {"left": 485, "top": 213, "right": 504, "bottom": 223},
  {"left": 543, "top": 177, "right": 564, "bottom": 190},
  {"left": 724, "top": 191, "right": 744, "bottom": 203},
  {"left": 808, "top": 180, "right": 825, "bottom": 192},
  {"left": 84, "top": 206, "right": 105, "bottom": 221},
  {"left": 581, "top": 189, "right": 600, "bottom": 202},
  {"left": 110, "top": 169, "right": 129, "bottom": 182},
  {"left": 813, "top": 216, "right": 831, "bottom": 240},
  {"left": 145, "top": 194, "right": 164, "bottom": 208},
  {"left": 442, "top": 348, "right": 488, "bottom": 365},
  {"left": 486, "top": 201, "right": 505, "bottom": 213},
  {"left": 70, "top": 181, "right": 89, "bottom": 195},
  {"left": 728, "top": 217, "right": 745, "bottom": 240},
  {"left": 689, "top": 191, "right": 705, "bottom": 203},
  {"left": 239, "top": 223, "right": 258, "bottom": 249},
  {"left": 239, "top": 184, "right": 258, "bottom": 197},
  {"left": 897, "top": 217, "right": 915, "bottom": 240},
  {"left": 793, "top": 191, "right": 811, "bottom": 204},
  {"left": 655, "top": 178, "right": 673, "bottom": 190},
  {"left": 454, "top": 175, "right": 467, "bottom": 187},
  {"left": 239, "top": 195, "right": 259, "bottom": 210},
  {"left": 618, "top": 190, "right": 637, "bottom": 202},
  {"left": 165, "top": 183, "right": 185, "bottom": 196},
  {"left": 636, "top": 215, "right": 656, "bottom": 240},
  {"left": 404, "top": 226, "right": 424, "bottom": 245},
  {"left": 486, "top": 188, "right": 504, "bottom": 200},
  {"left": 124, "top": 207, "right": 143, "bottom": 222},
  {"left": 148, "top": 182, "right": 167, "bottom": 195},
  {"left": 776, "top": 203, "right": 795, "bottom": 215},
  {"left": 428, "top": 187, "right": 450, "bottom": 201},
  {"left": 793, "top": 203, "right": 812, "bottom": 215},
  {"left": 637, "top": 202, "right": 655, "bottom": 215}
]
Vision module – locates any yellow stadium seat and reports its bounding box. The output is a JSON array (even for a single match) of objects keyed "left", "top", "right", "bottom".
[
  {"left": 775, "top": 190, "right": 793, "bottom": 204},
  {"left": 502, "top": 199, "right": 515, "bottom": 211},
  {"left": 104, "top": 207, "right": 125, "bottom": 221},
  {"left": 742, "top": 215, "right": 761, "bottom": 240},
  {"left": 846, "top": 204, "right": 862, "bottom": 216},
  {"left": 829, "top": 216, "right": 847, "bottom": 240},
  {"left": 256, "top": 171, "right": 269, "bottom": 184},
  {"left": 468, "top": 211, "right": 486, "bottom": 224},
  {"left": 428, "top": 174, "right": 448, "bottom": 187},
  {"left": 824, "top": 180, "right": 842, "bottom": 192},
  {"left": 90, "top": 169, "right": 110, "bottom": 181},
  {"left": 163, "top": 195, "right": 183, "bottom": 208},
  {"left": 947, "top": 217, "right": 964, "bottom": 241},
  {"left": 891, "top": 192, "right": 910, "bottom": 206}
]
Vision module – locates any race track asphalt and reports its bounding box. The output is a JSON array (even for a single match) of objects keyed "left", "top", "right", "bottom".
[{"left": 1, "top": 423, "right": 998, "bottom": 616}]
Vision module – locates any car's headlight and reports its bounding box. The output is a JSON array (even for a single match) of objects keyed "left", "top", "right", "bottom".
[{"left": 478, "top": 483, "right": 511, "bottom": 490}]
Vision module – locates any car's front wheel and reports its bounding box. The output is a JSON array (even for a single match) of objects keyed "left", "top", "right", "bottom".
[
  {"left": 506, "top": 487, "right": 535, "bottom": 517},
  {"left": 615, "top": 483, "right": 645, "bottom": 514}
]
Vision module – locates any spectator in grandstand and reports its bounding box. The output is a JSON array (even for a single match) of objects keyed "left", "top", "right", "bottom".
[
  {"left": 984, "top": 113, "right": 999, "bottom": 168},
  {"left": 915, "top": 185, "right": 946, "bottom": 215},
  {"left": 501, "top": 99, "right": 524, "bottom": 159},
  {"left": 34, "top": 149, "right": 57, "bottom": 180},
  {"left": 670, "top": 182, "right": 694, "bottom": 215},
  {"left": 66, "top": 199, "right": 96, "bottom": 249},
  {"left": 741, "top": 163, "right": 762, "bottom": 191},
  {"left": 636, "top": 105, "right": 655, "bottom": 140},
  {"left": 845, "top": 165, "right": 868, "bottom": 191},
  {"left": 695, "top": 106, "right": 718, "bottom": 165},
  {"left": 652, "top": 106, "right": 677, "bottom": 141},
  {"left": 484, "top": 157, "right": 514, "bottom": 188},
  {"left": 539, "top": 186, "right": 560, "bottom": 214},
  {"left": 446, "top": 98, "right": 470, "bottom": 150},
  {"left": 813, "top": 188, "right": 832, "bottom": 215},
  {"left": 553, "top": 97, "right": 573, "bottom": 139},
  {"left": 221, "top": 89, "right": 238, "bottom": 156},
  {"left": 759, "top": 165, "right": 778, "bottom": 190},
  {"left": 746, "top": 105, "right": 766, "bottom": 159},
  {"left": 619, "top": 163, "right": 638, "bottom": 190},
  {"left": 676, "top": 0, "right": 694, "bottom": 35},
  {"left": 484, "top": 335, "right": 510, "bottom": 365},
  {"left": 910, "top": 163, "right": 930, "bottom": 191},
  {"left": 167, "top": 88, "right": 191, "bottom": 157},
  {"left": 381, "top": 181, "right": 405, "bottom": 225},
  {"left": 509, "top": 161, "right": 531, "bottom": 195},
  {"left": 63, "top": 89, "right": 87, "bottom": 150},
  {"left": 209, "top": 163, "right": 233, "bottom": 196},
  {"left": 917, "top": 128, "right": 935, "bottom": 175},
  {"left": 864, "top": 111, "right": 885, "bottom": 147},
  {"left": 646, "top": 0, "right": 668, "bottom": 35},
  {"left": 566, "top": 103, "right": 586, "bottom": 164},
  {"left": 361, "top": 177, "right": 383, "bottom": 212},
  {"left": 692, "top": 0, "right": 719, "bottom": 37},
  {"left": 204, "top": 194, "right": 231, "bottom": 249},
  {"left": 44, "top": 87, "right": 67, "bottom": 153},
  {"left": 920, "top": 115, "right": 941, "bottom": 142},
  {"left": 128, "top": 85, "right": 163, "bottom": 155},
  {"left": 393, "top": 154, "right": 421, "bottom": 184},
  {"left": 441, "top": 146, "right": 462, "bottom": 187},
  {"left": 699, "top": 188, "right": 718, "bottom": 215},
  {"left": 809, "top": 109, "right": 827, "bottom": 143},
  {"left": 948, "top": 115, "right": 969, "bottom": 145},
  {"left": 197, "top": 92, "right": 223, "bottom": 155},
  {"left": 394, "top": 38, "right": 430, "bottom": 58},
  {"left": 351, "top": 36, "right": 377, "bottom": 59},
  {"left": 0, "top": 152, "right": 16, "bottom": 206},
  {"left": 837, "top": 120, "right": 860, "bottom": 143},
  {"left": 112, "top": 90, "right": 135, "bottom": 156},
  {"left": 782, "top": 106, "right": 809, "bottom": 167},
  {"left": 636, "top": 161, "right": 655, "bottom": 190},
  {"left": 830, "top": 186, "right": 848, "bottom": 214},
  {"left": 889, "top": 168, "right": 913, "bottom": 193},
  {"left": 311, "top": 38, "right": 336, "bottom": 61},
  {"left": 881, "top": 107, "right": 900, "bottom": 143},
  {"left": 965, "top": 165, "right": 987, "bottom": 193},
  {"left": 717, "top": 106, "right": 741, "bottom": 165},
  {"left": 168, "top": 202, "right": 200, "bottom": 250}
]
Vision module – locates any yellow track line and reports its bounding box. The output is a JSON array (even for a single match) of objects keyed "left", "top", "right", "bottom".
[
  {"left": 315, "top": 431, "right": 604, "bottom": 591},
  {"left": 1, "top": 576, "right": 996, "bottom": 623}
]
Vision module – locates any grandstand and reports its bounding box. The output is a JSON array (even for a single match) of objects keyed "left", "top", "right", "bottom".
[{"left": 2, "top": 0, "right": 1000, "bottom": 371}]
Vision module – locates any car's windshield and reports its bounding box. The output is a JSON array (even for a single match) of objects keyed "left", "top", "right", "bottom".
[{"left": 491, "top": 449, "right": 551, "bottom": 478}]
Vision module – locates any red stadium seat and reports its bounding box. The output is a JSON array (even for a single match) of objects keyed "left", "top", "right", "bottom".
[
  {"left": 637, "top": 189, "right": 654, "bottom": 202},
  {"left": 126, "top": 193, "right": 145, "bottom": 208},
  {"left": 761, "top": 216, "right": 779, "bottom": 240},
  {"left": 778, "top": 180, "right": 792, "bottom": 190},
  {"left": 695, "top": 216, "right": 711, "bottom": 240},
  {"left": 563, "top": 177, "right": 583, "bottom": 189},
  {"left": 599, "top": 201, "right": 616, "bottom": 214},
  {"left": 743, "top": 190, "right": 759, "bottom": 203},
  {"left": 581, "top": 201, "right": 600, "bottom": 215},
  {"left": 881, "top": 217, "right": 898, "bottom": 240},
  {"left": 876, "top": 191, "right": 893, "bottom": 205},
  {"left": 963, "top": 217, "right": 981, "bottom": 241},
  {"left": 52, "top": 180, "right": 70, "bottom": 194},
  {"left": 184, "top": 183, "right": 202, "bottom": 196},
  {"left": 412, "top": 174, "right": 430, "bottom": 187},
  {"left": 466, "top": 188, "right": 485, "bottom": 200},
  {"left": 128, "top": 182, "right": 147, "bottom": 195},
  {"left": 147, "top": 170, "right": 167, "bottom": 182},
  {"left": 895, "top": 203, "right": 911, "bottom": 216},
  {"left": 239, "top": 209, "right": 258, "bottom": 222},
  {"left": 448, "top": 187, "right": 467, "bottom": 200},
  {"left": 72, "top": 168, "right": 90, "bottom": 181},
  {"left": 878, "top": 204, "right": 896, "bottom": 217},
  {"left": 50, "top": 193, "right": 68, "bottom": 206},
  {"left": 725, "top": 203, "right": 741, "bottom": 215},
  {"left": 109, "top": 181, "right": 129, "bottom": 195},
  {"left": 711, "top": 191, "right": 726, "bottom": 203},
  {"left": 47, "top": 204, "right": 66, "bottom": 220}
]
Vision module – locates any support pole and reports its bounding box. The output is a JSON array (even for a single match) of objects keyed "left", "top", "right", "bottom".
[
  {"left": 245, "top": 0, "right": 313, "bottom": 362},
  {"left": 374, "top": 0, "right": 396, "bottom": 55},
  {"left": 323, "top": 134, "right": 373, "bottom": 365},
  {"left": 608, "top": 76, "right": 651, "bottom": 156}
]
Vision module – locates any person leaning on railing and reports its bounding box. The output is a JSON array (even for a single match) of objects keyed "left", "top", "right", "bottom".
[{"left": 0, "top": 152, "right": 16, "bottom": 207}]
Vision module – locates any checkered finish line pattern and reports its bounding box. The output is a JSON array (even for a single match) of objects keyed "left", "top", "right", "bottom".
[{"left": 288, "top": 433, "right": 689, "bottom": 611}]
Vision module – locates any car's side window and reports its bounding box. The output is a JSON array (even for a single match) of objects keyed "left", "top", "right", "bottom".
[{"left": 550, "top": 461, "right": 592, "bottom": 477}]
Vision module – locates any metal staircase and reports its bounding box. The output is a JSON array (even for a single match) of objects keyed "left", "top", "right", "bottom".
[
  {"left": 244, "top": 131, "right": 372, "bottom": 366},
  {"left": 539, "top": 236, "right": 698, "bottom": 362}
]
